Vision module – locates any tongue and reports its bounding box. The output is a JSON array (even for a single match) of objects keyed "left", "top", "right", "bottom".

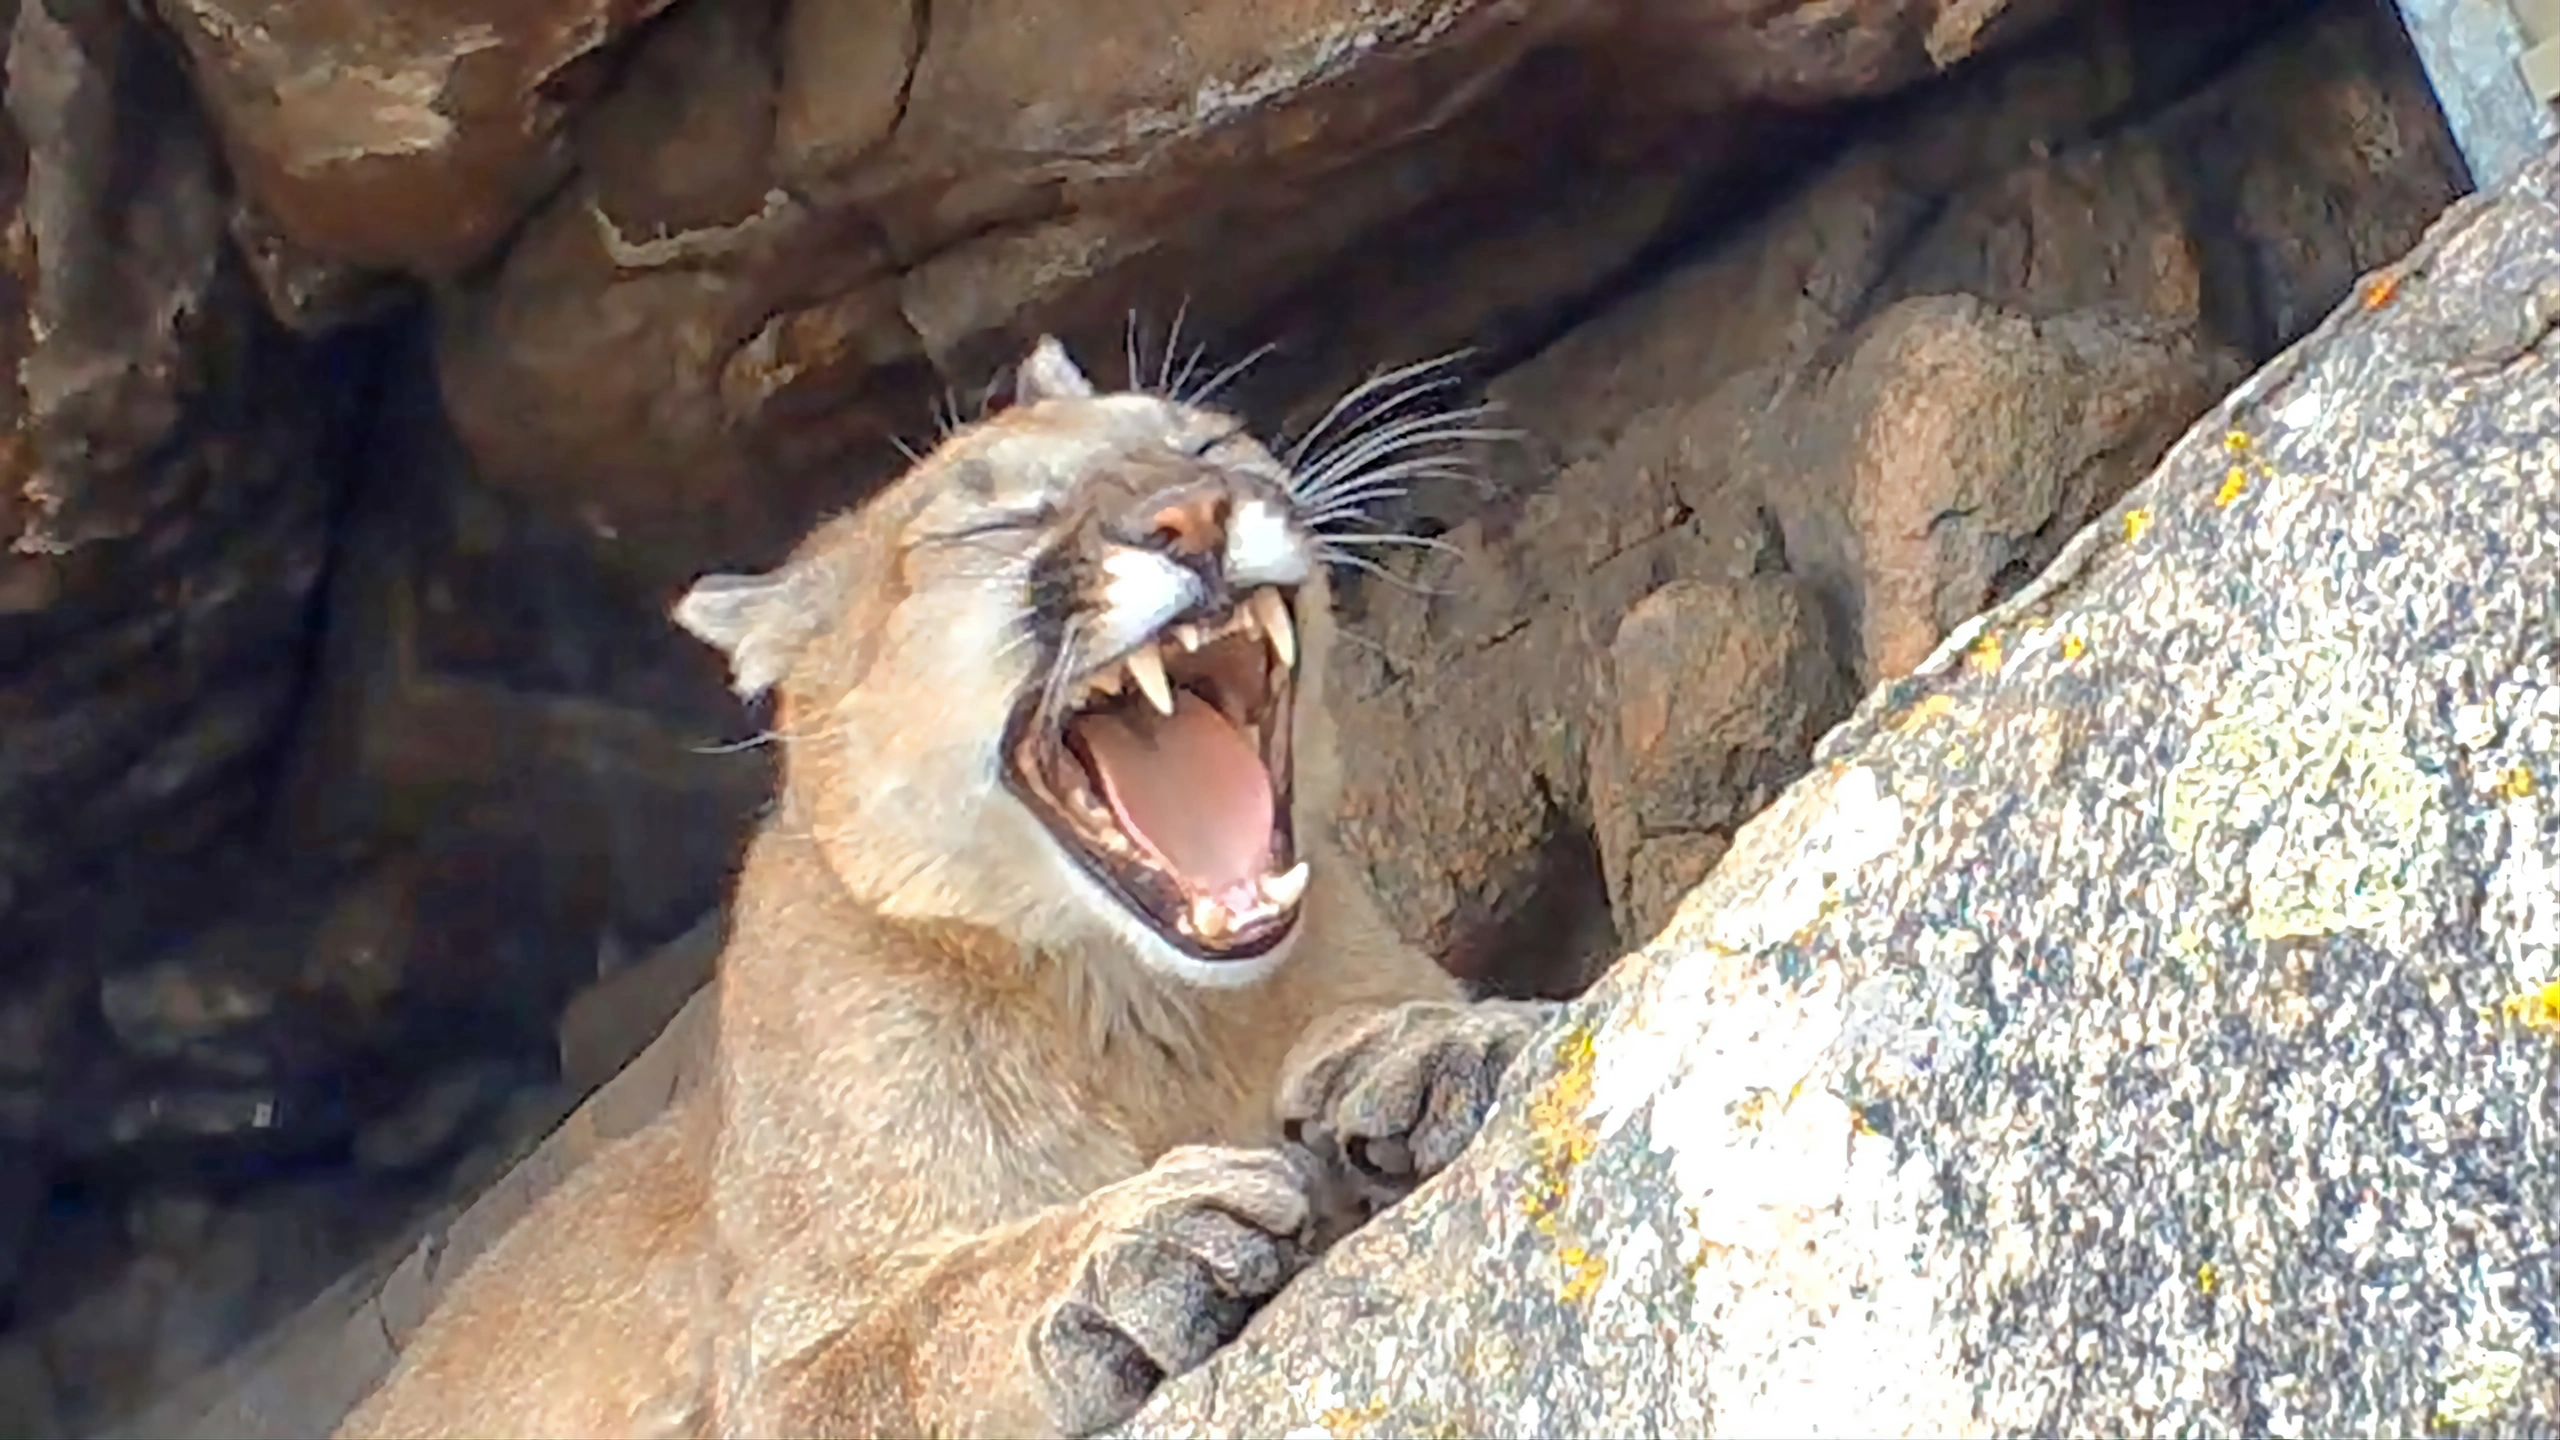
[{"left": 1072, "top": 691, "right": 1274, "bottom": 890}]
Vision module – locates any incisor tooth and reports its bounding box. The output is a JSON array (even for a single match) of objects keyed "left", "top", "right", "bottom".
[
  {"left": 1250, "top": 590, "right": 1295, "bottom": 669},
  {"left": 1126, "top": 645, "right": 1175, "bottom": 715},
  {"left": 1260, "top": 860, "right": 1310, "bottom": 909},
  {"left": 1190, "top": 894, "right": 1231, "bottom": 938}
]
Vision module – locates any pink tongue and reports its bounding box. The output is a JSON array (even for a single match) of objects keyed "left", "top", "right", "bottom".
[{"left": 1073, "top": 691, "right": 1274, "bottom": 889}]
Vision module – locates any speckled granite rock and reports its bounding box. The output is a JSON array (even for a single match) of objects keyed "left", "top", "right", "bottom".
[{"left": 1117, "top": 139, "right": 2560, "bottom": 1439}]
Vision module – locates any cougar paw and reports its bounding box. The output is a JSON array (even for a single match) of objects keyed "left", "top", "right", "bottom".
[
  {"left": 1278, "top": 998, "right": 1560, "bottom": 1194},
  {"left": 1029, "top": 1146, "right": 1315, "bottom": 1435}
]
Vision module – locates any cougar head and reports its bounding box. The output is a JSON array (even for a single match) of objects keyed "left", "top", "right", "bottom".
[{"left": 674, "top": 335, "right": 1465, "bottom": 988}]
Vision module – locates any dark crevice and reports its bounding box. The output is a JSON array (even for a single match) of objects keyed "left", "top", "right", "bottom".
[
  {"left": 1447, "top": 778, "right": 1621, "bottom": 1002},
  {"left": 254, "top": 313, "right": 414, "bottom": 841},
  {"left": 888, "top": 0, "right": 932, "bottom": 148}
]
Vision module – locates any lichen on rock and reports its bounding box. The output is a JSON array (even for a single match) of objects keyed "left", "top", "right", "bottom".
[
  {"left": 2165, "top": 635, "right": 2450, "bottom": 942},
  {"left": 1119, "top": 139, "right": 2560, "bottom": 1440}
]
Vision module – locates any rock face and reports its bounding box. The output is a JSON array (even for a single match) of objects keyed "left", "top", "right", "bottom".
[
  {"left": 156, "top": 0, "right": 682, "bottom": 279},
  {"left": 418, "top": 0, "right": 2106, "bottom": 588},
  {"left": 0, "top": 0, "right": 366, "bottom": 1150},
  {"left": 1329, "top": 0, "right": 2462, "bottom": 988},
  {"left": 0, "top": 0, "right": 2485, "bottom": 1432},
  {"left": 1116, "top": 139, "right": 2560, "bottom": 1438}
]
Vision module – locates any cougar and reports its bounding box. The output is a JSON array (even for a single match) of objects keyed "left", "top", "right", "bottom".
[{"left": 335, "top": 335, "right": 1557, "bottom": 1439}]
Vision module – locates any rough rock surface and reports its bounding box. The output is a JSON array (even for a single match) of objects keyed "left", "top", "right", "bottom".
[
  {"left": 0, "top": 0, "right": 364, "bottom": 1140},
  {"left": 1331, "top": 0, "right": 2460, "bottom": 988},
  {"left": 154, "top": 0, "right": 680, "bottom": 279},
  {"left": 1117, "top": 140, "right": 2560, "bottom": 1438},
  {"left": 420, "top": 0, "right": 2095, "bottom": 586}
]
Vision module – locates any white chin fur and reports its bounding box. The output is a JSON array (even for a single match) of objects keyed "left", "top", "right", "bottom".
[{"left": 1130, "top": 922, "right": 1299, "bottom": 988}]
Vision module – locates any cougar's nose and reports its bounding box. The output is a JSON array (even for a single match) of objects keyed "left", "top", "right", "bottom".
[{"left": 1131, "top": 481, "right": 1233, "bottom": 561}]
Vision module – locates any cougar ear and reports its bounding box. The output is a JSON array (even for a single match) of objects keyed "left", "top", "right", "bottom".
[
  {"left": 1013, "top": 334, "right": 1094, "bottom": 404},
  {"left": 673, "top": 563, "right": 836, "bottom": 701}
]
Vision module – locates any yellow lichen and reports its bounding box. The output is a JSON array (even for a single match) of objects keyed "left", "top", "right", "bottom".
[
  {"left": 1729, "top": 1086, "right": 1778, "bottom": 1131},
  {"left": 2124, "top": 508, "right": 2153, "bottom": 543},
  {"left": 2062, "top": 633, "right": 2087, "bottom": 662},
  {"left": 2500, "top": 765, "right": 2538, "bottom": 799},
  {"left": 2196, "top": 1260, "right": 2220, "bottom": 1295},
  {"left": 1318, "top": 1401, "right": 1390, "bottom": 1438},
  {"left": 2164, "top": 639, "right": 2446, "bottom": 941},
  {"left": 2498, "top": 981, "right": 2560, "bottom": 1039},
  {"left": 1969, "top": 630, "right": 2004, "bottom": 675},
  {"left": 1520, "top": 1024, "right": 1607, "bottom": 1302},
  {"left": 2223, "top": 430, "right": 2252, "bottom": 454},
  {"left": 1894, "top": 693, "right": 1961, "bottom": 733},
  {"left": 2433, "top": 1346, "right": 2525, "bottom": 1428},
  {"left": 1555, "top": 1245, "right": 1609, "bottom": 1305},
  {"left": 2216, "top": 466, "right": 2249, "bottom": 508}
]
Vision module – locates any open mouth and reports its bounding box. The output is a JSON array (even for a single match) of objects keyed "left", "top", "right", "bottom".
[{"left": 1007, "top": 588, "right": 1303, "bottom": 961}]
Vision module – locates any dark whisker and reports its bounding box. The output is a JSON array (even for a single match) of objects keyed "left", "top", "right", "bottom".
[
  {"left": 1037, "top": 615, "right": 1087, "bottom": 723},
  {"left": 1314, "top": 532, "right": 1464, "bottom": 556}
]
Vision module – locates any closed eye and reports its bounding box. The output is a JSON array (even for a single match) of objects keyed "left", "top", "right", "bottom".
[
  {"left": 1186, "top": 424, "right": 1248, "bottom": 459},
  {"left": 918, "top": 502, "right": 1059, "bottom": 550}
]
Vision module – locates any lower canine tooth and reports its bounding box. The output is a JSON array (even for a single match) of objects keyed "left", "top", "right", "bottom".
[
  {"left": 1174, "top": 623, "right": 1204, "bottom": 652},
  {"left": 1260, "top": 860, "right": 1310, "bottom": 909},
  {"left": 1126, "top": 645, "right": 1175, "bottom": 715}
]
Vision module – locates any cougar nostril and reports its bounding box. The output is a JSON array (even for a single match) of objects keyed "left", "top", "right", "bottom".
[{"left": 1143, "top": 490, "right": 1231, "bottom": 556}]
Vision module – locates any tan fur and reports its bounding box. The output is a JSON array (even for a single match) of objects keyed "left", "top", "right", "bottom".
[{"left": 336, "top": 341, "right": 1473, "bottom": 1439}]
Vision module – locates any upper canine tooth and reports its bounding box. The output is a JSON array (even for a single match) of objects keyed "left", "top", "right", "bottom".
[
  {"left": 1126, "top": 645, "right": 1175, "bottom": 715},
  {"left": 1260, "top": 860, "right": 1310, "bottom": 909},
  {"left": 1174, "top": 623, "right": 1204, "bottom": 652},
  {"left": 1250, "top": 590, "right": 1296, "bottom": 670}
]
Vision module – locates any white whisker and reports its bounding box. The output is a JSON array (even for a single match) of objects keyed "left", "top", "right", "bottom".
[
  {"left": 1315, "top": 546, "right": 1454, "bottom": 596},
  {"left": 1283, "top": 350, "right": 1472, "bottom": 470},
  {"left": 1157, "top": 299, "right": 1192, "bottom": 394},
  {"left": 1294, "top": 456, "right": 1480, "bottom": 515},
  {"left": 1181, "top": 343, "right": 1273, "bottom": 408},
  {"left": 1169, "top": 342, "right": 1209, "bottom": 399},
  {"left": 691, "top": 731, "right": 781, "bottom": 755},
  {"left": 1297, "top": 408, "right": 1504, "bottom": 477},
  {"left": 1295, "top": 409, "right": 1508, "bottom": 495},
  {"left": 1297, "top": 495, "right": 1411, "bottom": 529}
]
